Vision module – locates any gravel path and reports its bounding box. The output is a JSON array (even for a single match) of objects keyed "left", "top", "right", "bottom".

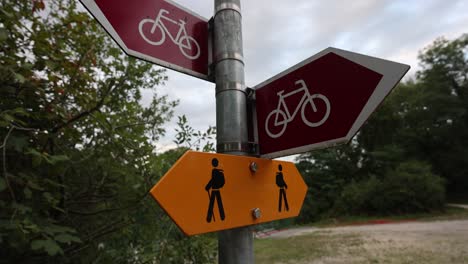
[{"left": 269, "top": 219, "right": 468, "bottom": 239}]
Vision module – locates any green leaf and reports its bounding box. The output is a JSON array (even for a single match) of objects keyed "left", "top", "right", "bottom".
[
  {"left": 31, "top": 239, "right": 64, "bottom": 256},
  {"left": 43, "top": 192, "right": 55, "bottom": 203},
  {"left": 14, "top": 73, "right": 25, "bottom": 84},
  {"left": 32, "top": 155, "right": 42, "bottom": 167},
  {"left": 43, "top": 225, "right": 76, "bottom": 235},
  {"left": 54, "top": 233, "right": 82, "bottom": 244},
  {"left": 27, "top": 180, "right": 44, "bottom": 191},
  {"left": 47, "top": 154, "right": 69, "bottom": 164},
  {"left": 0, "top": 178, "right": 6, "bottom": 192},
  {"left": 22, "top": 62, "right": 34, "bottom": 70},
  {"left": 0, "top": 9, "right": 14, "bottom": 19},
  {"left": 44, "top": 178, "right": 65, "bottom": 188},
  {"left": 10, "top": 136, "right": 29, "bottom": 152},
  {"left": 1, "top": 113, "right": 14, "bottom": 122},
  {"left": 52, "top": 206, "right": 66, "bottom": 213},
  {"left": 12, "top": 107, "right": 29, "bottom": 116},
  {"left": 26, "top": 148, "right": 43, "bottom": 157},
  {"left": 0, "top": 27, "right": 7, "bottom": 42},
  {"left": 0, "top": 120, "right": 9, "bottom": 127},
  {"left": 26, "top": 149, "right": 43, "bottom": 167}
]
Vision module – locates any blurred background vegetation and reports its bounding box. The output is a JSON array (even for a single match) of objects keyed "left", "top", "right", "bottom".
[{"left": 1, "top": 0, "right": 467, "bottom": 263}]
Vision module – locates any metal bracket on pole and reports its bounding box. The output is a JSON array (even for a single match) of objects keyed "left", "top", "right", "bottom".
[
  {"left": 214, "top": 52, "right": 245, "bottom": 65},
  {"left": 217, "top": 142, "right": 258, "bottom": 154},
  {"left": 216, "top": 82, "right": 247, "bottom": 94},
  {"left": 246, "top": 87, "right": 255, "bottom": 101},
  {"left": 246, "top": 87, "right": 259, "bottom": 157}
]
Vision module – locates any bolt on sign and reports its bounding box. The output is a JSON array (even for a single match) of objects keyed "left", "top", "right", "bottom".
[
  {"left": 79, "top": 0, "right": 211, "bottom": 80},
  {"left": 254, "top": 47, "right": 410, "bottom": 158},
  {"left": 150, "top": 151, "right": 307, "bottom": 236}
]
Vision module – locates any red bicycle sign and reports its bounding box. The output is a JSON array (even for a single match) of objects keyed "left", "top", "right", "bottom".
[
  {"left": 265, "top": 79, "right": 331, "bottom": 138},
  {"left": 255, "top": 48, "right": 410, "bottom": 159},
  {"left": 80, "top": 0, "right": 210, "bottom": 80}
]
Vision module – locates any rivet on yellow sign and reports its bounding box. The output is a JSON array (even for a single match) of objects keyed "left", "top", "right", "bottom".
[{"left": 150, "top": 151, "right": 307, "bottom": 236}]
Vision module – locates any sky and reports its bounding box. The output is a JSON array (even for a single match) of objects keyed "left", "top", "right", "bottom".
[{"left": 139, "top": 0, "right": 468, "bottom": 159}]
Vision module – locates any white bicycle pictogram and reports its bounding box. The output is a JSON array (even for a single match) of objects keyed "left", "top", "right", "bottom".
[
  {"left": 138, "top": 9, "right": 201, "bottom": 60},
  {"left": 265, "top": 79, "right": 331, "bottom": 138}
]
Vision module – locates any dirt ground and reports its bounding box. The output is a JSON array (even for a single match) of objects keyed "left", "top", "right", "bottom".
[{"left": 266, "top": 219, "right": 468, "bottom": 263}]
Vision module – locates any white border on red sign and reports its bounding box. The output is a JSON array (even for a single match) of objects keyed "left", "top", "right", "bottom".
[
  {"left": 255, "top": 47, "right": 410, "bottom": 159},
  {"left": 79, "top": 0, "right": 211, "bottom": 81}
]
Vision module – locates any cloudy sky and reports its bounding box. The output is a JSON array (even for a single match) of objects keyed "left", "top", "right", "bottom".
[{"left": 140, "top": 0, "right": 468, "bottom": 158}]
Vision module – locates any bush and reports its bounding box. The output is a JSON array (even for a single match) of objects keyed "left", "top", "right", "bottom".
[{"left": 334, "top": 161, "right": 445, "bottom": 215}]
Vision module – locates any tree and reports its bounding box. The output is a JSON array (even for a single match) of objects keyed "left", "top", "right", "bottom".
[
  {"left": 412, "top": 34, "right": 468, "bottom": 194},
  {"left": 0, "top": 1, "right": 195, "bottom": 262},
  {"left": 333, "top": 161, "right": 445, "bottom": 215},
  {"left": 295, "top": 144, "right": 362, "bottom": 222}
]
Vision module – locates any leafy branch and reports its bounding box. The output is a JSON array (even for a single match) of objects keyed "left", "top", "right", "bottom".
[{"left": 173, "top": 115, "right": 216, "bottom": 152}]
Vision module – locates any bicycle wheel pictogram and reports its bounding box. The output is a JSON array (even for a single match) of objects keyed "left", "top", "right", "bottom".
[
  {"left": 178, "top": 36, "right": 201, "bottom": 60},
  {"left": 139, "top": 19, "right": 165, "bottom": 45},
  {"left": 265, "top": 109, "right": 288, "bottom": 138},
  {"left": 301, "top": 94, "right": 331, "bottom": 127}
]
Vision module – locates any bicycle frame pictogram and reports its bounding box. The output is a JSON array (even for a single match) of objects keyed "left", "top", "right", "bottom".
[
  {"left": 139, "top": 8, "right": 201, "bottom": 60},
  {"left": 265, "top": 80, "right": 331, "bottom": 138}
]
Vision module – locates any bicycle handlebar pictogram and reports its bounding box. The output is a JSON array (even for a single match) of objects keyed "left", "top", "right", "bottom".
[
  {"left": 138, "top": 9, "right": 201, "bottom": 60},
  {"left": 265, "top": 80, "right": 331, "bottom": 138}
]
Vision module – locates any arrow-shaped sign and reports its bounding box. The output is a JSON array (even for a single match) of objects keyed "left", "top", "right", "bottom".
[
  {"left": 80, "top": 0, "right": 210, "bottom": 80},
  {"left": 254, "top": 47, "right": 410, "bottom": 158},
  {"left": 150, "top": 151, "right": 307, "bottom": 236}
]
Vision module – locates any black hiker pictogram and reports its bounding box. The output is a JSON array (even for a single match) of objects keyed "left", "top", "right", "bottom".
[
  {"left": 205, "top": 158, "right": 225, "bottom": 223},
  {"left": 276, "top": 164, "right": 289, "bottom": 212}
]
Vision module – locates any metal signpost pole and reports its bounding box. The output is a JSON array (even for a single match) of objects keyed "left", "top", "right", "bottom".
[{"left": 213, "top": 0, "right": 253, "bottom": 263}]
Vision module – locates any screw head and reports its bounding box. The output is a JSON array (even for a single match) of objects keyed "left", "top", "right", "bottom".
[
  {"left": 249, "top": 162, "right": 258, "bottom": 173},
  {"left": 252, "top": 208, "right": 261, "bottom": 219}
]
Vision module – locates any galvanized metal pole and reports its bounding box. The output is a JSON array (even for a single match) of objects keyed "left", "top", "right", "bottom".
[{"left": 213, "top": 0, "right": 253, "bottom": 263}]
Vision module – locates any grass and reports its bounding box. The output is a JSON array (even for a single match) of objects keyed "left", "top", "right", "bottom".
[{"left": 255, "top": 232, "right": 364, "bottom": 264}]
